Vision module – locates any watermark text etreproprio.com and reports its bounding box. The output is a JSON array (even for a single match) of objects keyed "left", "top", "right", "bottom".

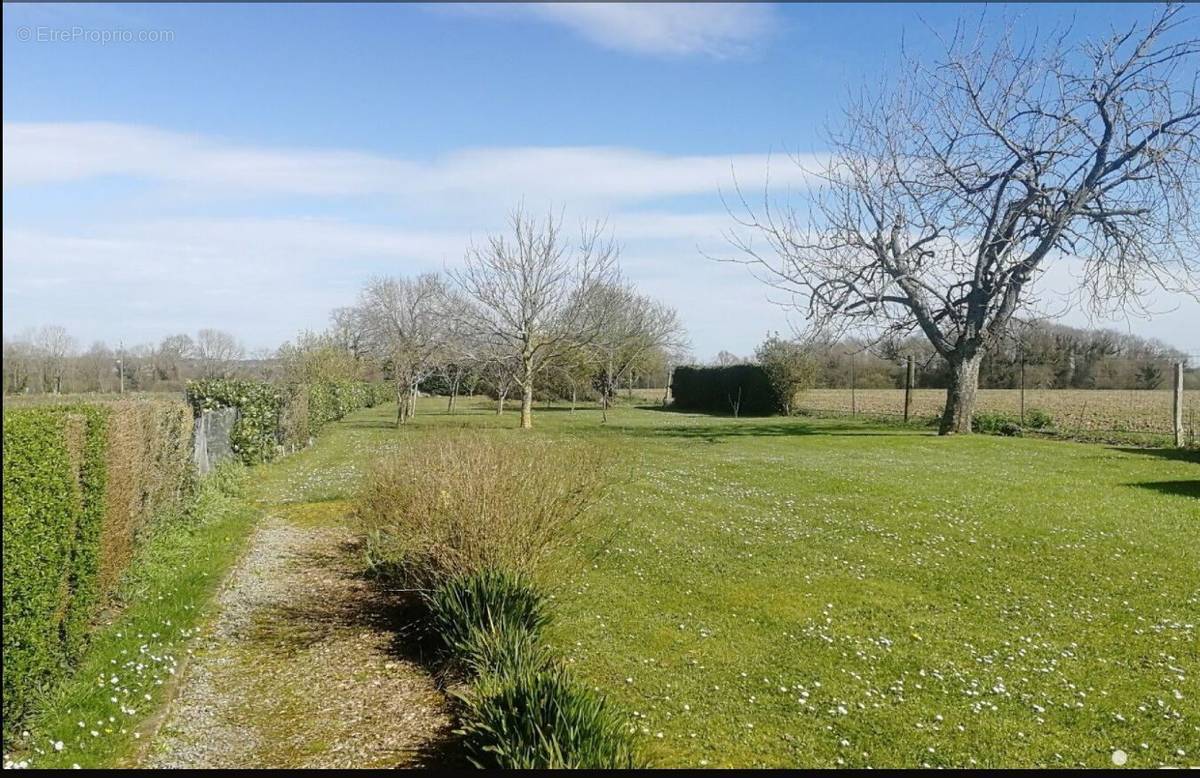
[{"left": 15, "top": 26, "right": 175, "bottom": 44}]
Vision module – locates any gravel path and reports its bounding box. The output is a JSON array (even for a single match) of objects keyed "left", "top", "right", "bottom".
[{"left": 144, "top": 515, "right": 452, "bottom": 768}]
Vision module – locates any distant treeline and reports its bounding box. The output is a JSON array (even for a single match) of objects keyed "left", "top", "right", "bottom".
[{"left": 712, "top": 320, "right": 1195, "bottom": 391}]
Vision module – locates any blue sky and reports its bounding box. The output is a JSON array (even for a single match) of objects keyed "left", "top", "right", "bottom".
[{"left": 4, "top": 2, "right": 1197, "bottom": 357}]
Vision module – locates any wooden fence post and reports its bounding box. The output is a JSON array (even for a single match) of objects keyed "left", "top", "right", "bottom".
[
  {"left": 850, "top": 355, "right": 857, "bottom": 417},
  {"left": 1019, "top": 357, "right": 1026, "bottom": 426},
  {"left": 904, "top": 355, "right": 914, "bottom": 422},
  {"left": 1174, "top": 361, "right": 1185, "bottom": 448}
]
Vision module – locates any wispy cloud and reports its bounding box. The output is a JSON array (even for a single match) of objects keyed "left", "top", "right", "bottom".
[
  {"left": 0, "top": 216, "right": 791, "bottom": 353},
  {"left": 3, "top": 121, "right": 817, "bottom": 204},
  {"left": 2, "top": 219, "right": 467, "bottom": 347},
  {"left": 2, "top": 121, "right": 824, "bottom": 355},
  {"left": 520, "top": 3, "right": 776, "bottom": 58},
  {"left": 441, "top": 2, "right": 777, "bottom": 59}
]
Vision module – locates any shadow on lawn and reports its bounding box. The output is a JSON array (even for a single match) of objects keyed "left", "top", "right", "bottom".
[
  {"left": 1111, "top": 446, "right": 1200, "bottom": 464},
  {"left": 612, "top": 419, "right": 925, "bottom": 442},
  {"left": 1129, "top": 480, "right": 1200, "bottom": 499},
  {"left": 339, "top": 414, "right": 507, "bottom": 431}
]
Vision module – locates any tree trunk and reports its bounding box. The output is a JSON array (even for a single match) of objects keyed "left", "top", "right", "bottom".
[
  {"left": 602, "top": 360, "right": 613, "bottom": 424},
  {"left": 520, "top": 381, "right": 533, "bottom": 429},
  {"left": 395, "top": 385, "right": 406, "bottom": 427},
  {"left": 518, "top": 356, "right": 535, "bottom": 429},
  {"left": 939, "top": 353, "right": 982, "bottom": 435}
]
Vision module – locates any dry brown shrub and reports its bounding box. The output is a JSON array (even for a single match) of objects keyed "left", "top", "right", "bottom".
[
  {"left": 99, "top": 404, "right": 144, "bottom": 591},
  {"left": 357, "top": 432, "right": 609, "bottom": 588},
  {"left": 97, "top": 400, "right": 194, "bottom": 594}
]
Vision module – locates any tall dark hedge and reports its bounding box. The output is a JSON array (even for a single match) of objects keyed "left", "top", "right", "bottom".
[{"left": 670, "top": 365, "right": 782, "bottom": 416}]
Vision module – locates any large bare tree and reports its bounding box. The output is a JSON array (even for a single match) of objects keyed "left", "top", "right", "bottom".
[
  {"left": 728, "top": 6, "right": 1200, "bottom": 433},
  {"left": 451, "top": 207, "right": 619, "bottom": 429}
]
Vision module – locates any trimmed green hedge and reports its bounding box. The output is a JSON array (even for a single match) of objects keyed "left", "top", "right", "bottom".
[
  {"left": 4, "top": 397, "right": 196, "bottom": 742},
  {"left": 307, "top": 380, "right": 385, "bottom": 435},
  {"left": 671, "top": 364, "right": 781, "bottom": 416},
  {"left": 187, "top": 379, "right": 388, "bottom": 465},
  {"left": 2, "top": 406, "right": 107, "bottom": 736},
  {"left": 3, "top": 379, "right": 384, "bottom": 739}
]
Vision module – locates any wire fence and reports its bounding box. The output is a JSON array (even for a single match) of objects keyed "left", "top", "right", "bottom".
[{"left": 797, "top": 355, "right": 1199, "bottom": 444}]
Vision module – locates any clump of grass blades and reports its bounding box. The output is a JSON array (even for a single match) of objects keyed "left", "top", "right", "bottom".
[
  {"left": 456, "top": 664, "right": 642, "bottom": 769},
  {"left": 424, "top": 568, "right": 553, "bottom": 677},
  {"left": 455, "top": 622, "right": 556, "bottom": 682}
]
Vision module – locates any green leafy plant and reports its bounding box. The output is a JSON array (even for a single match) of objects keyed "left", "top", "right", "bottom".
[
  {"left": 972, "top": 411, "right": 1019, "bottom": 434},
  {"left": 671, "top": 364, "right": 781, "bottom": 416},
  {"left": 187, "top": 379, "right": 285, "bottom": 464},
  {"left": 455, "top": 665, "right": 642, "bottom": 769},
  {"left": 2, "top": 406, "right": 107, "bottom": 739},
  {"left": 424, "top": 569, "right": 552, "bottom": 676},
  {"left": 1024, "top": 407, "right": 1053, "bottom": 429},
  {"left": 755, "top": 334, "right": 818, "bottom": 415}
]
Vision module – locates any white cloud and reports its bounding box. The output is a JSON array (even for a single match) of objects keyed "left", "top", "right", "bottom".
[
  {"left": 517, "top": 3, "right": 777, "bottom": 58},
  {"left": 2, "top": 219, "right": 467, "bottom": 348},
  {"left": 5, "top": 122, "right": 1196, "bottom": 356},
  {"left": 441, "top": 3, "right": 776, "bottom": 59},
  {"left": 3, "top": 121, "right": 817, "bottom": 204}
]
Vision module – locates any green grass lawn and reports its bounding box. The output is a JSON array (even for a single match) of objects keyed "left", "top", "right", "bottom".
[
  {"left": 350, "top": 397, "right": 1198, "bottom": 769},
  {"left": 13, "top": 396, "right": 1194, "bottom": 769}
]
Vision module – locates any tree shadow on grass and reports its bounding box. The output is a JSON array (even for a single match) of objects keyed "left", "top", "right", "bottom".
[
  {"left": 338, "top": 414, "right": 506, "bottom": 431},
  {"left": 1111, "top": 446, "right": 1200, "bottom": 464},
  {"left": 1128, "top": 480, "right": 1200, "bottom": 499},
  {"left": 613, "top": 419, "right": 928, "bottom": 442}
]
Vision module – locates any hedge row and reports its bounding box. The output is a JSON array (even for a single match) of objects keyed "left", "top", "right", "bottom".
[
  {"left": 307, "top": 381, "right": 388, "bottom": 435},
  {"left": 670, "top": 364, "right": 782, "bottom": 416},
  {"left": 186, "top": 379, "right": 388, "bottom": 465},
  {"left": 2, "top": 399, "right": 193, "bottom": 738}
]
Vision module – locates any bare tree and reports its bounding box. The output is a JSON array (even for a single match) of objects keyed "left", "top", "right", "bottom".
[
  {"left": 589, "top": 281, "right": 687, "bottom": 421},
  {"left": 154, "top": 334, "right": 194, "bottom": 384},
  {"left": 330, "top": 305, "right": 371, "bottom": 363},
  {"left": 355, "top": 274, "right": 450, "bottom": 425},
  {"left": 33, "top": 325, "right": 77, "bottom": 393},
  {"left": 476, "top": 350, "right": 519, "bottom": 415},
  {"left": 451, "top": 207, "right": 619, "bottom": 429},
  {"left": 77, "top": 341, "right": 116, "bottom": 393},
  {"left": 194, "top": 328, "right": 245, "bottom": 379},
  {"left": 727, "top": 6, "right": 1200, "bottom": 433},
  {"left": 3, "top": 335, "right": 37, "bottom": 395},
  {"left": 713, "top": 350, "right": 744, "bottom": 367}
]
